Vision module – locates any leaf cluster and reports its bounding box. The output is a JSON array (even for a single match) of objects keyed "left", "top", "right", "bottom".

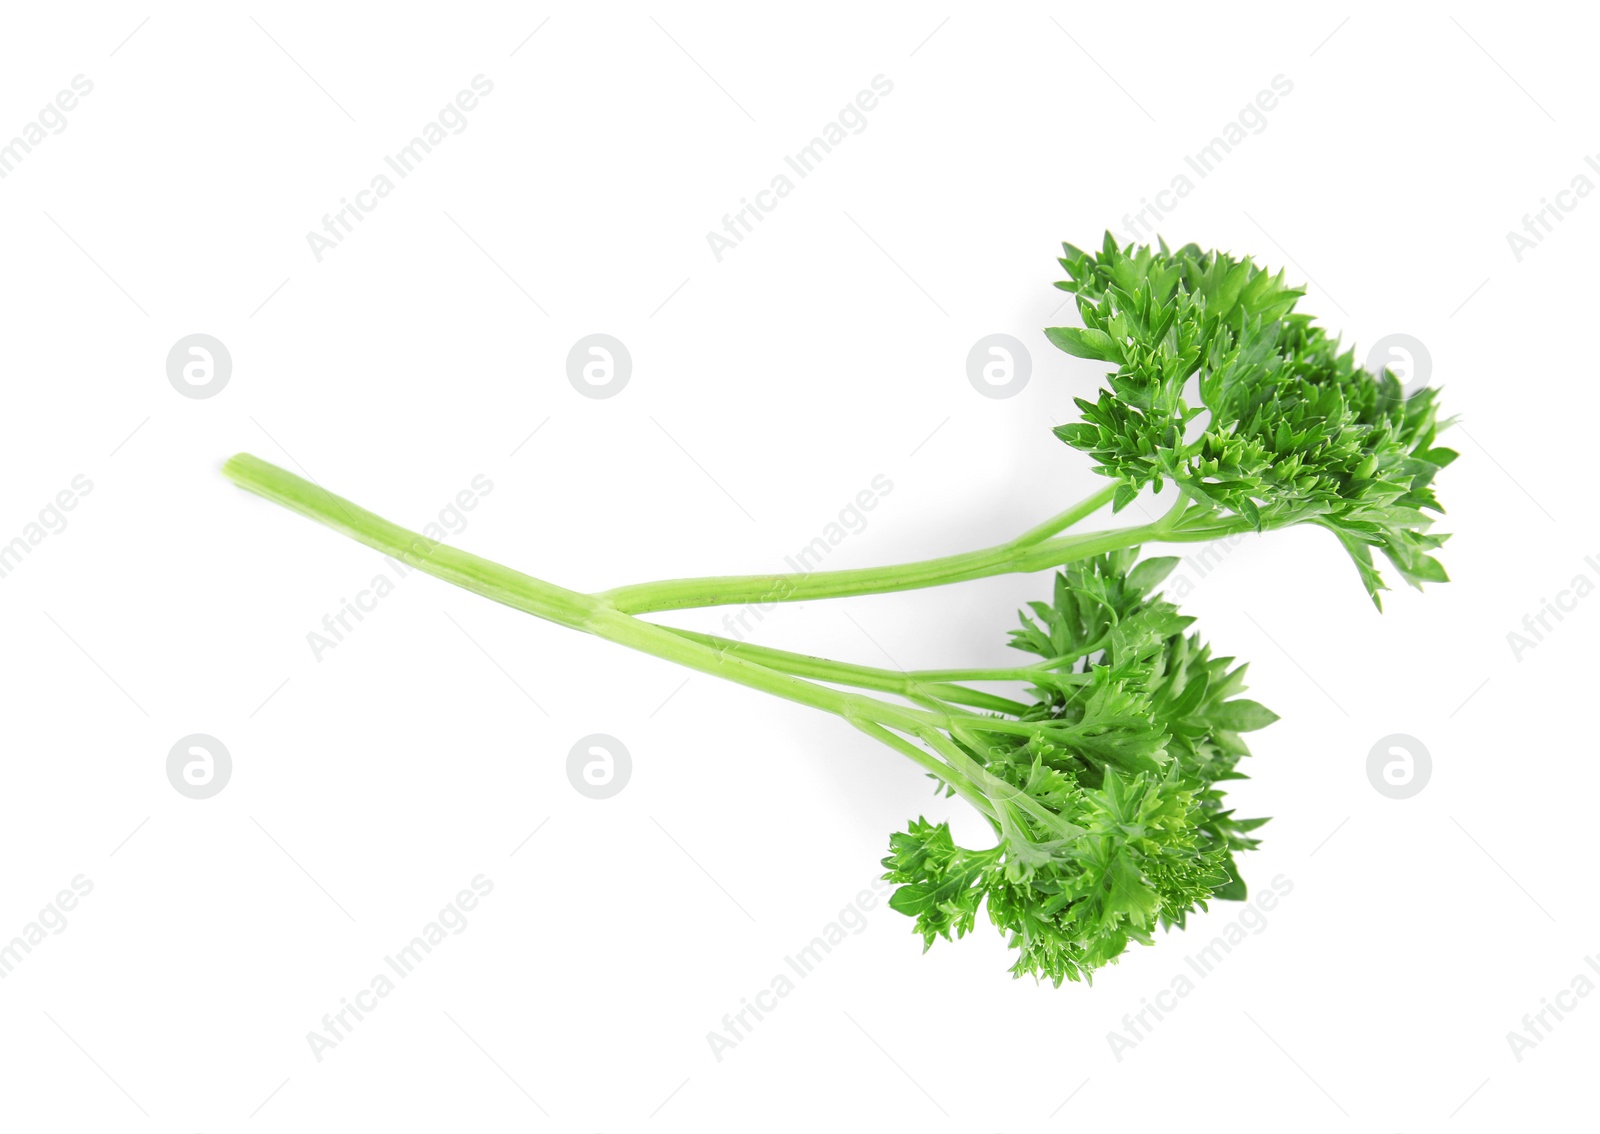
[
  {"left": 1046, "top": 233, "right": 1456, "bottom": 607},
  {"left": 883, "top": 549, "right": 1273, "bottom": 985}
]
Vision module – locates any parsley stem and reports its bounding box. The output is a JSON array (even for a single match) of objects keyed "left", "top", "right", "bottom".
[
  {"left": 223, "top": 453, "right": 960, "bottom": 747},
  {"left": 664, "top": 627, "right": 1051, "bottom": 710},
  {"left": 601, "top": 501, "right": 1237, "bottom": 615},
  {"left": 1011, "top": 483, "right": 1119, "bottom": 546},
  {"left": 849, "top": 719, "right": 994, "bottom": 821}
]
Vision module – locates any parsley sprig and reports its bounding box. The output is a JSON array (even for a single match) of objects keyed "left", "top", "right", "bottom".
[
  {"left": 881, "top": 549, "right": 1273, "bottom": 984},
  {"left": 1050, "top": 233, "right": 1456, "bottom": 606},
  {"left": 222, "top": 233, "right": 1451, "bottom": 984}
]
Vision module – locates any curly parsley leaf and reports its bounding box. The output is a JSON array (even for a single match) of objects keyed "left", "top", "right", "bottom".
[
  {"left": 1047, "top": 235, "right": 1455, "bottom": 608},
  {"left": 883, "top": 549, "right": 1271, "bottom": 986}
]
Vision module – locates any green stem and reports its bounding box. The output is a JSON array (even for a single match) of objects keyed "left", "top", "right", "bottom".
[
  {"left": 663, "top": 629, "right": 1034, "bottom": 715},
  {"left": 666, "top": 628, "right": 910, "bottom": 694},
  {"left": 221, "top": 454, "right": 945, "bottom": 739},
  {"left": 1011, "top": 483, "right": 1119, "bottom": 546},
  {"left": 601, "top": 495, "right": 1241, "bottom": 615},
  {"left": 599, "top": 534, "right": 1052, "bottom": 614},
  {"left": 848, "top": 719, "right": 993, "bottom": 820},
  {"left": 914, "top": 665, "right": 1091, "bottom": 684},
  {"left": 222, "top": 454, "right": 600, "bottom": 631},
  {"left": 919, "top": 683, "right": 1031, "bottom": 715}
]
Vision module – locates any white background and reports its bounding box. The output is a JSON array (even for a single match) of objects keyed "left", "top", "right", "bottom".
[{"left": 0, "top": 2, "right": 1593, "bottom": 1130}]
